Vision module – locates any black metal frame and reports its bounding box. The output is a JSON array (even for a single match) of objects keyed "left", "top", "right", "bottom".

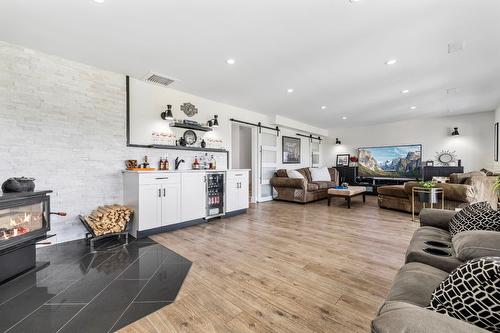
[
  {"left": 282, "top": 136, "right": 301, "bottom": 164},
  {"left": 495, "top": 122, "right": 499, "bottom": 162},
  {"left": 0, "top": 192, "right": 51, "bottom": 253},
  {"left": 79, "top": 214, "right": 131, "bottom": 253},
  {"left": 296, "top": 133, "right": 322, "bottom": 143},
  {"left": 229, "top": 118, "right": 280, "bottom": 135}
]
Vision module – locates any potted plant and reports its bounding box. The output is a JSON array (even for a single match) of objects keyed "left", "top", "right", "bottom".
[{"left": 417, "top": 181, "right": 439, "bottom": 204}]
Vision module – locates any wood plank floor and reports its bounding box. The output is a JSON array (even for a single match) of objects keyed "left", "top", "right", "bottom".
[{"left": 119, "top": 196, "right": 419, "bottom": 333}]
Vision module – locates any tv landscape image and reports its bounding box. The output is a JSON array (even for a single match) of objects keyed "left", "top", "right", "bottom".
[{"left": 358, "top": 145, "right": 422, "bottom": 178}]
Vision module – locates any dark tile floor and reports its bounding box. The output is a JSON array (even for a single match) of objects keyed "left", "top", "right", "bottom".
[{"left": 0, "top": 237, "right": 192, "bottom": 333}]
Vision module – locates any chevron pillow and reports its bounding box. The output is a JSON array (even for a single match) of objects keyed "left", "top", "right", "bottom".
[
  {"left": 427, "top": 257, "right": 500, "bottom": 332},
  {"left": 449, "top": 202, "right": 500, "bottom": 237}
]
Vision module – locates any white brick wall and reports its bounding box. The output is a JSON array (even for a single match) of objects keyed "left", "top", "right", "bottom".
[{"left": 0, "top": 42, "right": 227, "bottom": 243}]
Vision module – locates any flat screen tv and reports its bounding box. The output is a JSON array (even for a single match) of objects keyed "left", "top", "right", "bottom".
[{"left": 357, "top": 144, "right": 422, "bottom": 179}]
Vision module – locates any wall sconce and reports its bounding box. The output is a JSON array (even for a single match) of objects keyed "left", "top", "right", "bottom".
[
  {"left": 335, "top": 138, "right": 341, "bottom": 145},
  {"left": 208, "top": 115, "right": 219, "bottom": 128},
  {"left": 160, "top": 105, "right": 173, "bottom": 120},
  {"left": 451, "top": 127, "right": 460, "bottom": 136}
]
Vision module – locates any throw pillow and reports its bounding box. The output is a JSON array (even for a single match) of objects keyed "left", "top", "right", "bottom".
[
  {"left": 286, "top": 169, "right": 304, "bottom": 179},
  {"left": 309, "top": 167, "right": 331, "bottom": 182},
  {"left": 449, "top": 202, "right": 500, "bottom": 237},
  {"left": 427, "top": 257, "right": 500, "bottom": 332}
]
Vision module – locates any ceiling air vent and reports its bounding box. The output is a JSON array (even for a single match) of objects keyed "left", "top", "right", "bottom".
[{"left": 144, "top": 72, "right": 177, "bottom": 87}]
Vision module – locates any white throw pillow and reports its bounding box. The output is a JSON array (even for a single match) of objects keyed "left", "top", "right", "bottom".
[
  {"left": 286, "top": 169, "right": 304, "bottom": 179},
  {"left": 310, "top": 167, "right": 331, "bottom": 181}
]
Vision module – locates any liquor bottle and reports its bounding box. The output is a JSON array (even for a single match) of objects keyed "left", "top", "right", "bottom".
[
  {"left": 204, "top": 153, "right": 209, "bottom": 170},
  {"left": 210, "top": 155, "right": 216, "bottom": 170},
  {"left": 159, "top": 156, "right": 164, "bottom": 170},
  {"left": 193, "top": 156, "right": 200, "bottom": 170},
  {"left": 164, "top": 154, "right": 169, "bottom": 170}
]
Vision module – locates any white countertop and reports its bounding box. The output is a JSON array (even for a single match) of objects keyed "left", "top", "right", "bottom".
[{"left": 122, "top": 169, "right": 250, "bottom": 174}]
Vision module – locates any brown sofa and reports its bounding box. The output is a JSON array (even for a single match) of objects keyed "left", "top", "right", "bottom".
[
  {"left": 270, "top": 167, "right": 339, "bottom": 203},
  {"left": 378, "top": 171, "right": 498, "bottom": 213}
]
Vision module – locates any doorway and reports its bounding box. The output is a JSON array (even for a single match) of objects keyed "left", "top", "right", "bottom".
[{"left": 231, "top": 124, "right": 255, "bottom": 202}]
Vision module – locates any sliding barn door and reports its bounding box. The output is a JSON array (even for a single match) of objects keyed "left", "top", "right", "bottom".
[
  {"left": 257, "top": 128, "right": 278, "bottom": 202},
  {"left": 311, "top": 141, "right": 320, "bottom": 167}
]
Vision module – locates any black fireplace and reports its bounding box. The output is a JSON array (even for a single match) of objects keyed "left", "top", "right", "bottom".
[{"left": 0, "top": 190, "right": 52, "bottom": 283}]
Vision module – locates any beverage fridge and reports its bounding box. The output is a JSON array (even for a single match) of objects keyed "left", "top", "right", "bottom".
[{"left": 205, "top": 172, "right": 225, "bottom": 219}]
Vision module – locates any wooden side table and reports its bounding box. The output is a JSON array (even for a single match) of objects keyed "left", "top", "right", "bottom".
[{"left": 411, "top": 187, "right": 445, "bottom": 221}]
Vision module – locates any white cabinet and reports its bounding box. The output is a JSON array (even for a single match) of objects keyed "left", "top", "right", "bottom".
[
  {"left": 123, "top": 172, "right": 181, "bottom": 237},
  {"left": 226, "top": 170, "right": 249, "bottom": 212},
  {"left": 181, "top": 172, "right": 206, "bottom": 222}
]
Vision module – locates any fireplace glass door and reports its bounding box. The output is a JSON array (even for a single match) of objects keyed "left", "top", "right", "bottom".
[{"left": 0, "top": 196, "right": 49, "bottom": 251}]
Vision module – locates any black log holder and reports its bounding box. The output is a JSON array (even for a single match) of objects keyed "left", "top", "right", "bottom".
[{"left": 79, "top": 215, "right": 131, "bottom": 253}]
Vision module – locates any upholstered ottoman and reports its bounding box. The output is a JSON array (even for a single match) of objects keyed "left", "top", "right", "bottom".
[{"left": 327, "top": 186, "right": 366, "bottom": 208}]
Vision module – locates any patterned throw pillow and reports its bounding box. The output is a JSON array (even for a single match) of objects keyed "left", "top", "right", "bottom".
[
  {"left": 427, "top": 257, "right": 500, "bottom": 331},
  {"left": 449, "top": 202, "right": 500, "bottom": 237}
]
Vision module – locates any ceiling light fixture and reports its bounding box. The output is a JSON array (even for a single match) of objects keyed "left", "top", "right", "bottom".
[
  {"left": 93, "top": 0, "right": 105, "bottom": 3},
  {"left": 410, "top": 106, "right": 417, "bottom": 110},
  {"left": 321, "top": 106, "right": 327, "bottom": 110},
  {"left": 225, "top": 58, "right": 235, "bottom": 65},
  {"left": 287, "top": 88, "right": 294, "bottom": 93},
  {"left": 342, "top": 116, "right": 347, "bottom": 120},
  {"left": 349, "top": 0, "right": 361, "bottom": 2},
  {"left": 401, "top": 89, "right": 410, "bottom": 94},
  {"left": 385, "top": 59, "right": 397, "bottom": 65}
]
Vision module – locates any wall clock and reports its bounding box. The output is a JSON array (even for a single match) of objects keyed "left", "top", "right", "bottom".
[
  {"left": 181, "top": 102, "right": 198, "bottom": 117},
  {"left": 183, "top": 130, "right": 197, "bottom": 146},
  {"left": 435, "top": 150, "right": 457, "bottom": 166}
]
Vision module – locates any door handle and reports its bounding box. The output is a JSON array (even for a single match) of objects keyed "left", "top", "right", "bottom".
[
  {"left": 158, "top": 189, "right": 161, "bottom": 197},
  {"left": 163, "top": 188, "right": 166, "bottom": 197},
  {"left": 156, "top": 177, "right": 169, "bottom": 180}
]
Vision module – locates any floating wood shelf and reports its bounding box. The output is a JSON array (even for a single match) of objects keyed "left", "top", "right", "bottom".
[
  {"left": 169, "top": 122, "right": 212, "bottom": 132},
  {"left": 150, "top": 145, "right": 228, "bottom": 153}
]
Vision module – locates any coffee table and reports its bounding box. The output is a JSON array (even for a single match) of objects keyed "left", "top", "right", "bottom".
[{"left": 328, "top": 186, "right": 366, "bottom": 208}]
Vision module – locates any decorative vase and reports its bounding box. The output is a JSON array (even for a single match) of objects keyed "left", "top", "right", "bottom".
[{"left": 201, "top": 139, "right": 206, "bottom": 148}]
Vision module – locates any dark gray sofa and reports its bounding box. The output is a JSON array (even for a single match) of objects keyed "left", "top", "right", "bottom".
[{"left": 372, "top": 208, "right": 500, "bottom": 333}]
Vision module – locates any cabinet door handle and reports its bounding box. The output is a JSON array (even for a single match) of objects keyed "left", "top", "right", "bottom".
[
  {"left": 163, "top": 188, "right": 166, "bottom": 197},
  {"left": 156, "top": 177, "right": 169, "bottom": 180},
  {"left": 158, "top": 189, "right": 161, "bottom": 197}
]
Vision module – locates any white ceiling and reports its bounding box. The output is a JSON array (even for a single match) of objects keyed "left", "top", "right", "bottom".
[{"left": 1, "top": 0, "right": 500, "bottom": 129}]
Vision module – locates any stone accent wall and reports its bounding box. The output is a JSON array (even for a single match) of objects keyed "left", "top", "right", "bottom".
[{"left": 0, "top": 42, "right": 226, "bottom": 243}]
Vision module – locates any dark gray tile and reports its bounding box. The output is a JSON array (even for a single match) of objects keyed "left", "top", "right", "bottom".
[
  {"left": 0, "top": 278, "right": 73, "bottom": 332},
  {"left": 111, "top": 301, "right": 171, "bottom": 331},
  {"left": 36, "top": 240, "right": 89, "bottom": 265},
  {"left": 48, "top": 243, "right": 154, "bottom": 304},
  {"left": 158, "top": 246, "right": 192, "bottom": 265},
  {"left": 118, "top": 245, "right": 166, "bottom": 280},
  {"left": 58, "top": 279, "right": 147, "bottom": 333},
  {"left": 135, "top": 262, "right": 191, "bottom": 302},
  {"left": 6, "top": 304, "right": 84, "bottom": 333}
]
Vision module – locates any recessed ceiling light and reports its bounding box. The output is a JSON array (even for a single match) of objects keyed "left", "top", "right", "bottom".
[
  {"left": 410, "top": 106, "right": 417, "bottom": 110},
  {"left": 385, "top": 59, "right": 397, "bottom": 65},
  {"left": 342, "top": 116, "right": 347, "bottom": 120},
  {"left": 401, "top": 89, "right": 410, "bottom": 94},
  {"left": 349, "top": 0, "right": 361, "bottom": 2},
  {"left": 93, "top": 0, "right": 105, "bottom": 3},
  {"left": 225, "top": 58, "right": 235, "bottom": 65},
  {"left": 321, "top": 106, "right": 327, "bottom": 110},
  {"left": 287, "top": 88, "right": 294, "bottom": 93}
]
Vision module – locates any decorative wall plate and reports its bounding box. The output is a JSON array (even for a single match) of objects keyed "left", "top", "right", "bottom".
[
  {"left": 183, "top": 130, "right": 197, "bottom": 145},
  {"left": 181, "top": 102, "right": 198, "bottom": 117},
  {"left": 435, "top": 150, "right": 457, "bottom": 166}
]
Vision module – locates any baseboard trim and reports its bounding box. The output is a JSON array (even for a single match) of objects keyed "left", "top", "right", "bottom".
[{"left": 137, "top": 218, "right": 206, "bottom": 238}]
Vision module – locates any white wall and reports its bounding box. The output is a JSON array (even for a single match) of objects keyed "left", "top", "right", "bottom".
[
  {"left": 129, "top": 77, "right": 325, "bottom": 171},
  {"left": 323, "top": 112, "right": 494, "bottom": 172},
  {"left": 0, "top": 41, "right": 327, "bottom": 243}
]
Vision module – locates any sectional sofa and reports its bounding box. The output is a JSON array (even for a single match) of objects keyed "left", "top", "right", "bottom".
[{"left": 372, "top": 209, "right": 500, "bottom": 332}]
